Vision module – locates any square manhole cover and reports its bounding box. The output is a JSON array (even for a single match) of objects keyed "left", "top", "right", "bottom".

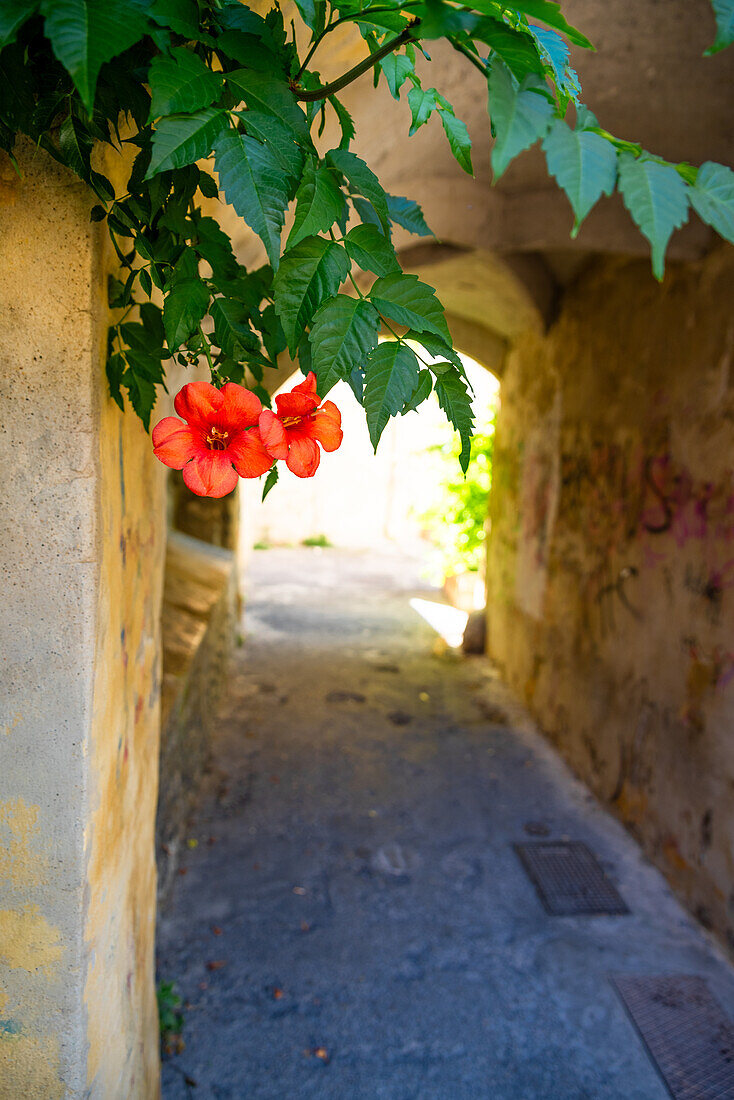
[
  {"left": 514, "top": 840, "right": 628, "bottom": 915},
  {"left": 613, "top": 975, "right": 734, "bottom": 1099}
]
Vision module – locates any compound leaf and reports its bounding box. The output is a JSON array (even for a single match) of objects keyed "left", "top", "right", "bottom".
[
  {"left": 215, "top": 126, "right": 290, "bottom": 268},
  {"left": 369, "top": 273, "right": 451, "bottom": 343},
  {"left": 287, "top": 159, "right": 345, "bottom": 248},
  {"left": 364, "top": 341, "right": 420, "bottom": 448},
  {"left": 344, "top": 223, "right": 401, "bottom": 277},
  {"left": 542, "top": 117, "right": 617, "bottom": 233},
  {"left": 488, "top": 59, "right": 554, "bottom": 179},
  {"left": 308, "top": 294, "right": 380, "bottom": 394},
  {"left": 688, "top": 161, "right": 734, "bottom": 243},
  {"left": 273, "top": 236, "right": 351, "bottom": 355},
  {"left": 147, "top": 108, "right": 227, "bottom": 176},
  {"left": 435, "top": 367, "right": 475, "bottom": 472},
  {"left": 41, "top": 0, "right": 150, "bottom": 111},
  {"left": 148, "top": 46, "right": 222, "bottom": 119},
  {"left": 618, "top": 153, "right": 690, "bottom": 279},
  {"left": 439, "top": 108, "right": 473, "bottom": 175}
]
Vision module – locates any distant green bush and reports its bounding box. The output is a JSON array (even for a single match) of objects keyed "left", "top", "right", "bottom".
[{"left": 420, "top": 420, "right": 495, "bottom": 581}]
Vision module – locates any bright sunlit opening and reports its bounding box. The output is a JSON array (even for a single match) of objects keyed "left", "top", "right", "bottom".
[{"left": 409, "top": 598, "right": 469, "bottom": 649}]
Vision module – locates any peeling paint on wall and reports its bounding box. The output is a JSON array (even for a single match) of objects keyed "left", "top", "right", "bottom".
[
  {"left": 0, "top": 906, "right": 64, "bottom": 974},
  {"left": 0, "top": 800, "right": 49, "bottom": 888},
  {"left": 0, "top": 1034, "right": 64, "bottom": 1100}
]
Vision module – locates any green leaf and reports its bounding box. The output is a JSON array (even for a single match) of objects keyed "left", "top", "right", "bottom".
[
  {"left": 438, "top": 109, "right": 473, "bottom": 175},
  {"left": 148, "top": 47, "right": 222, "bottom": 120},
  {"left": 416, "top": 0, "right": 479, "bottom": 39},
  {"left": 618, "top": 154, "right": 690, "bottom": 280},
  {"left": 192, "top": 215, "right": 238, "bottom": 279},
  {"left": 327, "top": 148, "right": 390, "bottom": 233},
  {"left": 329, "top": 95, "right": 355, "bottom": 149},
  {"left": 526, "top": 23, "right": 577, "bottom": 99},
  {"left": 386, "top": 193, "right": 433, "bottom": 237},
  {"left": 261, "top": 464, "right": 279, "bottom": 501},
  {"left": 407, "top": 85, "right": 436, "bottom": 135},
  {"left": 471, "top": 16, "right": 545, "bottom": 82},
  {"left": 0, "top": 1, "right": 38, "bottom": 48},
  {"left": 508, "top": 1, "right": 594, "bottom": 49},
  {"left": 435, "top": 368, "right": 475, "bottom": 472},
  {"left": 380, "top": 53, "right": 414, "bottom": 99},
  {"left": 287, "top": 159, "right": 345, "bottom": 249},
  {"left": 273, "top": 237, "right": 351, "bottom": 355},
  {"left": 163, "top": 276, "right": 210, "bottom": 351},
  {"left": 488, "top": 60, "right": 554, "bottom": 179},
  {"left": 215, "top": 29, "right": 279, "bottom": 71},
  {"left": 364, "top": 341, "right": 420, "bottom": 448},
  {"left": 239, "top": 110, "right": 305, "bottom": 186},
  {"left": 41, "top": 0, "right": 150, "bottom": 112},
  {"left": 706, "top": 0, "right": 734, "bottom": 53},
  {"left": 405, "top": 329, "right": 463, "bottom": 372},
  {"left": 58, "top": 113, "right": 93, "bottom": 180},
  {"left": 308, "top": 295, "right": 380, "bottom": 394},
  {"left": 211, "top": 298, "right": 259, "bottom": 359},
  {"left": 542, "top": 118, "right": 617, "bottom": 233},
  {"left": 148, "top": 0, "right": 199, "bottom": 37},
  {"left": 226, "top": 69, "right": 310, "bottom": 144},
  {"left": 147, "top": 108, "right": 227, "bottom": 177},
  {"left": 344, "top": 224, "right": 401, "bottom": 277},
  {"left": 402, "top": 368, "right": 433, "bottom": 414},
  {"left": 215, "top": 127, "right": 290, "bottom": 269},
  {"left": 688, "top": 161, "right": 734, "bottom": 243},
  {"left": 369, "top": 273, "right": 451, "bottom": 342}
]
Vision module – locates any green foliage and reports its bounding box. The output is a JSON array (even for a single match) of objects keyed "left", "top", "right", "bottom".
[
  {"left": 157, "top": 979, "right": 184, "bottom": 1055},
  {"left": 308, "top": 294, "right": 380, "bottom": 393},
  {"left": 688, "top": 162, "right": 734, "bottom": 241},
  {"left": 273, "top": 236, "right": 351, "bottom": 355},
  {"left": 215, "top": 127, "right": 290, "bottom": 268},
  {"left": 1, "top": 0, "right": 732, "bottom": 450},
  {"left": 419, "top": 423, "right": 495, "bottom": 580},
  {"left": 364, "top": 340, "right": 420, "bottom": 448},
  {"left": 435, "top": 368, "right": 475, "bottom": 472},
  {"left": 488, "top": 61, "right": 554, "bottom": 179},
  {"left": 706, "top": 0, "right": 734, "bottom": 53},
  {"left": 542, "top": 116, "right": 617, "bottom": 234},
  {"left": 301, "top": 533, "right": 332, "bottom": 546},
  {"left": 618, "top": 155, "right": 690, "bottom": 280}
]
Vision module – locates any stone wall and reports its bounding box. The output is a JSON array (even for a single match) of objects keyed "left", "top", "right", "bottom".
[
  {"left": 0, "top": 144, "right": 165, "bottom": 1097},
  {"left": 486, "top": 245, "right": 734, "bottom": 946}
]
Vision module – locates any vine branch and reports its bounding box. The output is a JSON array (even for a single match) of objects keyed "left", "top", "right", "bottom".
[{"left": 291, "top": 26, "right": 416, "bottom": 101}]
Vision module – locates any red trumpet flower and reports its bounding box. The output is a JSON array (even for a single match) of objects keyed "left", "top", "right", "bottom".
[
  {"left": 152, "top": 381, "right": 273, "bottom": 497},
  {"left": 258, "top": 371, "right": 343, "bottom": 478}
]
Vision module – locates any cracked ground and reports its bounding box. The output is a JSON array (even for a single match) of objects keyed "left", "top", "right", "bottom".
[{"left": 158, "top": 547, "right": 734, "bottom": 1099}]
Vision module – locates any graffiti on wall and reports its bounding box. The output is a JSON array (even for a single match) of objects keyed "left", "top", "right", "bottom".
[
  {"left": 555, "top": 436, "right": 734, "bottom": 625},
  {"left": 514, "top": 393, "right": 561, "bottom": 620}
]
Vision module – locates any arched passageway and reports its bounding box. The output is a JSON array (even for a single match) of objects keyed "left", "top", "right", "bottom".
[{"left": 158, "top": 545, "right": 734, "bottom": 1097}]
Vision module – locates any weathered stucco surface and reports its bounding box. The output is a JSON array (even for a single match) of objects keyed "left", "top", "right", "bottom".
[
  {"left": 0, "top": 143, "right": 165, "bottom": 1096},
  {"left": 486, "top": 245, "right": 734, "bottom": 946},
  {"left": 157, "top": 531, "right": 236, "bottom": 903}
]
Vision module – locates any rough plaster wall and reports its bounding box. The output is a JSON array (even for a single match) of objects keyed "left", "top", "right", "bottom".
[
  {"left": 486, "top": 246, "right": 734, "bottom": 946},
  {"left": 0, "top": 143, "right": 165, "bottom": 1097},
  {"left": 0, "top": 144, "right": 98, "bottom": 1099},
  {"left": 84, "top": 309, "right": 166, "bottom": 1093}
]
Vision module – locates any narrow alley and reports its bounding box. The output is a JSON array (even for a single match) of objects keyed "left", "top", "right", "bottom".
[{"left": 158, "top": 548, "right": 734, "bottom": 1100}]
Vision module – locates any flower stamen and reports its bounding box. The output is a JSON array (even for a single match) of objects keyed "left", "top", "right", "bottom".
[{"left": 206, "top": 426, "right": 230, "bottom": 451}]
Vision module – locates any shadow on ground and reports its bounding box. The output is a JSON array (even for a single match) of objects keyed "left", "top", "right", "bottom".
[{"left": 158, "top": 548, "right": 734, "bottom": 1100}]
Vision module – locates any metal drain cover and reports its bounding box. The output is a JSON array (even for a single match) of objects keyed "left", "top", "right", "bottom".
[
  {"left": 613, "top": 975, "right": 734, "bottom": 1099},
  {"left": 514, "top": 840, "right": 628, "bottom": 915}
]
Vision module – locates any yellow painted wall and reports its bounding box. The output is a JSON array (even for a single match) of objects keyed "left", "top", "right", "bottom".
[{"left": 0, "top": 141, "right": 165, "bottom": 1096}]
